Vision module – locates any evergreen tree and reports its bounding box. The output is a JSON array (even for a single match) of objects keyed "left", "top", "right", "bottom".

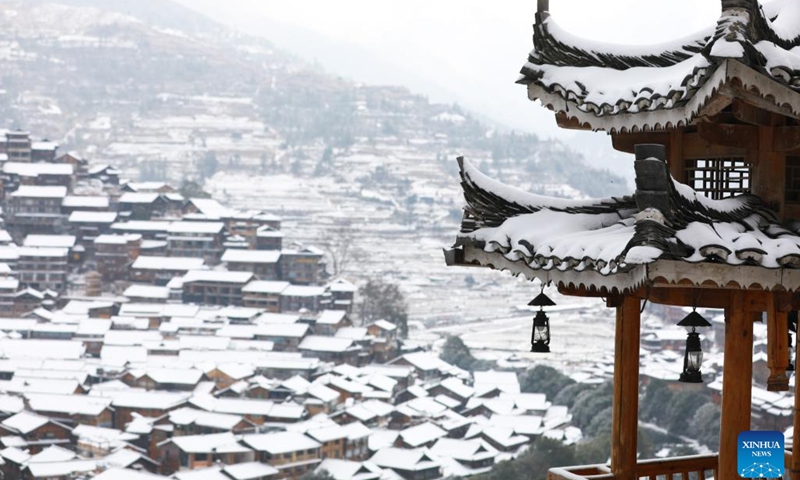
[
  {"left": 359, "top": 279, "right": 409, "bottom": 338},
  {"left": 519, "top": 365, "right": 575, "bottom": 399}
]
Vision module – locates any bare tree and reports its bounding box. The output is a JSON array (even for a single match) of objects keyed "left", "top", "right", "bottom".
[{"left": 319, "top": 223, "right": 365, "bottom": 277}]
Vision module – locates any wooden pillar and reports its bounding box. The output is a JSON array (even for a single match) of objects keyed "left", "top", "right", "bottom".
[
  {"left": 610, "top": 295, "right": 640, "bottom": 480},
  {"left": 791, "top": 346, "right": 800, "bottom": 480},
  {"left": 752, "top": 118, "right": 786, "bottom": 219},
  {"left": 766, "top": 293, "right": 790, "bottom": 391},
  {"left": 718, "top": 292, "right": 755, "bottom": 480},
  {"left": 668, "top": 128, "right": 686, "bottom": 183}
]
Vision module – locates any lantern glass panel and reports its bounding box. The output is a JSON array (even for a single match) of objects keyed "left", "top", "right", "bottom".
[
  {"left": 688, "top": 351, "right": 703, "bottom": 371},
  {"left": 534, "top": 325, "right": 549, "bottom": 342}
]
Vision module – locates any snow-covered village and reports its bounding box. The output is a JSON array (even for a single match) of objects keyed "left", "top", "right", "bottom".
[{"left": 2, "top": 0, "right": 800, "bottom": 479}]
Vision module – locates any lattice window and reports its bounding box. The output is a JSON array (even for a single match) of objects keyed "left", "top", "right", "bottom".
[
  {"left": 786, "top": 157, "right": 800, "bottom": 204},
  {"left": 686, "top": 157, "right": 751, "bottom": 200}
]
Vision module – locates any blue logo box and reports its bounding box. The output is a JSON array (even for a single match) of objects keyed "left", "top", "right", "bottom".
[{"left": 738, "top": 430, "right": 784, "bottom": 478}]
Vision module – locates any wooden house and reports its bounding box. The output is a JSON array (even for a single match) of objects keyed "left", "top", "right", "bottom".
[{"left": 444, "top": 1, "right": 800, "bottom": 479}]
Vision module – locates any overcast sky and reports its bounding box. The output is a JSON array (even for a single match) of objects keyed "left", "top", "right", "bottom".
[{"left": 174, "top": 0, "right": 721, "bottom": 141}]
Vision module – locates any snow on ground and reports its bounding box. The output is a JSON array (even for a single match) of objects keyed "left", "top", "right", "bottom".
[{"left": 205, "top": 150, "right": 616, "bottom": 366}]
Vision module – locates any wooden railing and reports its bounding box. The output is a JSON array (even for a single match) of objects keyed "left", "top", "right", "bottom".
[
  {"left": 547, "top": 454, "right": 718, "bottom": 480},
  {"left": 548, "top": 464, "right": 613, "bottom": 480},
  {"left": 635, "top": 454, "right": 718, "bottom": 480}
]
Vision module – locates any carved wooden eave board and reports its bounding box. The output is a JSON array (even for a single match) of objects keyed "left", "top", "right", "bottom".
[
  {"left": 454, "top": 246, "right": 800, "bottom": 296},
  {"left": 454, "top": 242, "right": 649, "bottom": 295}
]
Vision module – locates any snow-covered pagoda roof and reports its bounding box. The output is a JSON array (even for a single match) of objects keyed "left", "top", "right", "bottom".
[
  {"left": 446, "top": 147, "right": 800, "bottom": 294},
  {"left": 519, "top": 0, "right": 800, "bottom": 132}
]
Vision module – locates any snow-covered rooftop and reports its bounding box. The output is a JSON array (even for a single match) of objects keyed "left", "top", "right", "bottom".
[{"left": 518, "top": 0, "right": 800, "bottom": 132}]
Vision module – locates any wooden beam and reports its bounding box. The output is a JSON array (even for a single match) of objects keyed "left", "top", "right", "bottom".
[
  {"left": 751, "top": 122, "right": 786, "bottom": 217},
  {"left": 668, "top": 129, "right": 686, "bottom": 183},
  {"left": 640, "top": 287, "right": 731, "bottom": 309},
  {"left": 732, "top": 99, "right": 778, "bottom": 126},
  {"left": 721, "top": 83, "right": 800, "bottom": 122},
  {"left": 774, "top": 126, "right": 800, "bottom": 152},
  {"left": 682, "top": 132, "right": 747, "bottom": 159},
  {"left": 639, "top": 286, "right": 800, "bottom": 312},
  {"left": 611, "top": 296, "right": 640, "bottom": 480},
  {"left": 767, "top": 293, "right": 790, "bottom": 391},
  {"left": 611, "top": 132, "right": 669, "bottom": 154},
  {"left": 718, "top": 292, "right": 755, "bottom": 480},
  {"left": 697, "top": 122, "right": 760, "bottom": 150}
]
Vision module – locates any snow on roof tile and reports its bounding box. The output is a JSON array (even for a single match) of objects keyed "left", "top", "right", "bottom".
[
  {"left": 518, "top": 2, "right": 800, "bottom": 132},
  {"left": 299, "top": 336, "right": 354, "bottom": 353},
  {"left": 1, "top": 445, "right": 30, "bottom": 464},
  {"left": 108, "top": 391, "right": 191, "bottom": 410},
  {"left": 62, "top": 195, "right": 109, "bottom": 209},
  {"left": 489, "top": 414, "right": 544, "bottom": 436},
  {"left": 242, "top": 431, "right": 321, "bottom": 454},
  {"left": 188, "top": 198, "right": 233, "bottom": 218},
  {"left": 94, "top": 234, "right": 140, "bottom": 245},
  {"left": 369, "top": 319, "right": 396, "bottom": 331},
  {"left": 73, "top": 424, "right": 138, "bottom": 444},
  {"left": 281, "top": 285, "right": 326, "bottom": 297},
  {"left": 124, "top": 284, "right": 170, "bottom": 300},
  {"left": 256, "top": 323, "right": 309, "bottom": 338},
  {"left": 190, "top": 394, "right": 273, "bottom": 416},
  {"left": 132, "top": 256, "right": 205, "bottom": 271},
  {"left": 242, "top": 284, "right": 291, "bottom": 299},
  {"left": 26, "top": 393, "right": 111, "bottom": 416},
  {"left": 315, "top": 459, "right": 382, "bottom": 480},
  {"left": 119, "top": 192, "right": 160, "bottom": 204},
  {"left": 438, "top": 378, "right": 474, "bottom": 399},
  {"left": 307, "top": 383, "right": 340, "bottom": 403},
  {"left": 399, "top": 422, "right": 447, "bottom": 447},
  {"left": 182, "top": 270, "right": 253, "bottom": 284},
  {"left": 144, "top": 368, "right": 204, "bottom": 385},
  {"left": 4, "top": 162, "right": 72, "bottom": 177},
  {"left": 222, "top": 462, "right": 280, "bottom": 480},
  {"left": 169, "top": 407, "right": 246, "bottom": 430},
  {"left": 28, "top": 445, "right": 76, "bottom": 463},
  {"left": 0, "top": 339, "right": 84, "bottom": 359},
  {"left": 316, "top": 310, "right": 347, "bottom": 325},
  {"left": 429, "top": 437, "right": 498, "bottom": 463},
  {"left": 222, "top": 249, "right": 280, "bottom": 264},
  {"left": 26, "top": 459, "right": 97, "bottom": 477},
  {"left": 171, "top": 432, "right": 251, "bottom": 454},
  {"left": 168, "top": 221, "right": 225, "bottom": 234},
  {"left": 1, "top": 411, "right": 49, "bottom": 434},
  {"left": 68, "top": 211, "right": 117, "bottom": 223},
  {"left": 23, "top": 235, "right": 76, "bottom": 248},
  {"left": 111, "top": 221, "right": 171, "bottom": 233},
  {"left": 369, "top": 447, "right": 440, "bottom": 471}
]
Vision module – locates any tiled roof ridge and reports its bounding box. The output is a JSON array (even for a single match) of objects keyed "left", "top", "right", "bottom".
[
  {"left": 456, "top": 150, "right": 800, "bottom": 273},
  {"left": 457, "top": 156, "right": 636, "bottom": 233},
  {"left": 518, "top": 0, "right": 800, "bottom": 128},
  {"left": 522, "top": 10, "right": 709, "bottom": 74},
  {"left": 523, "top": 0, "right": 800, "bottom": 79}
]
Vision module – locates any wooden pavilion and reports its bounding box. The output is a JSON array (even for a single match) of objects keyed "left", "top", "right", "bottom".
[{"left": 445, "top": 0, "right": 800, "bottom": 479}]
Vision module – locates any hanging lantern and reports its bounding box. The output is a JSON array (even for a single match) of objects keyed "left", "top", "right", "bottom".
[
  {"left": 789, "top": 312, "right": 797, "bottom": 372},
  {"left": 529, "top": 288, "right": 555, "bottom": 353},
  {"left": 677, "top": 309, "right": 712, "bottom": 383}
]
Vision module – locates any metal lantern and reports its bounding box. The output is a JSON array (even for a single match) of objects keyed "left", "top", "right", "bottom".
[
  {"left": 789, "top": 311, "right": 797, "bottom": 372},
  {"left": 529, "top": 289, "right": 555, "bottom": 353},
  {"left": 677, "top": 310, "right": 712, "bottom": 383}
]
